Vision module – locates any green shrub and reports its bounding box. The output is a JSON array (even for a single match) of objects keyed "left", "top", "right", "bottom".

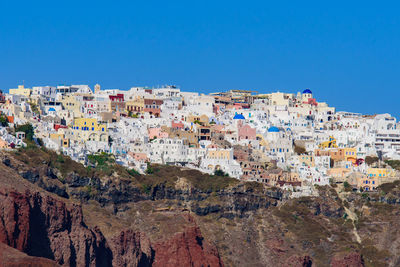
[
  {"left": 343, "top": 181, "right": 351, "bottom": 192},
  {"left": 15, "top": 123, "right": 34, "bottom": 141},
  {"left": 385, "top": 160, "right": 400, "bottom": 171},
  {"left": 214, "top": 169, "right": 228, "bottom": 177},
  {"left": 127, "top": 168, "right": 140, "bottom": 176},
  {"left": 145, "top": 162, "right": 155, "bottom": 174},
  {"left": 57, "top": 154, "right": 65, "bottom": 163},
  {"left": 141, "top": 184, "right": 152, "bottom": 194},
  {"left": 0, "top": 114, "right": 8, "bottom": 127},
  {"left": 88, "top": 153, "right": 114, "bottom": 166}
]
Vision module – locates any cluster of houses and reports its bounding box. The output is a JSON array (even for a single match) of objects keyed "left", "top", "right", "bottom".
[{"left": 1, "top": 84, "right": 400, "bottom": 195}]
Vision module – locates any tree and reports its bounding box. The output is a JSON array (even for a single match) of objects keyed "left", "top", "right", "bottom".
[
  {"left": 365, "top": 156, "right": 379, "bottom": 166},
  {"left": 343, "top": 181, "right": 352, "bottom": 192},
  {"left": 214, "top": 169, "right": 228, "bottom": 177},
  {"left": 0, "top": 114, "right": 8, "bottom": 127},
  {"left": 15, "top": 123, "right": 34, "bottom": 141},
  {"left": 29, "top": 102, "right": 39, "bottom": 115},
  {"left": 145, "top": 162, "right": 154, "bottom": 174}
]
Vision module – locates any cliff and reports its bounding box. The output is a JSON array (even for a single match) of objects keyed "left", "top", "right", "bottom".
[
  {"left": 1, "top": 148, "right": 400, "bottom": 266},
  {"left": 0, "top": 186, "right": 222, "bottom": 266}
]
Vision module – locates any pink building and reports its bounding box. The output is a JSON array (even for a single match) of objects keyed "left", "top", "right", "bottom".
[
  {"left": 303, "top": 98, "right": 318, "bottom": 106},
  {"left": 171, "top": 121, "right": 184, "bottom": 129},
  {"left": 238, "top": 124, "right": 256, "bottom": 141},
  {"left": 148, "top": 127, "right": 169, "bottom": 140},
  {"left": 128, "top": 152, "right": 148, "bottom": 163}
]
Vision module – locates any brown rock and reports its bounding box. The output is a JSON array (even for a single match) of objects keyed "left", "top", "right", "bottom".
[
  {"left": 110, "top": 229, "right": 153, "bottom": 267},
  {"left": 0, "top": 187, "right": 224, "bottom": 267},
  {"left": 0, "top": 242, "right": 59, "bottom": 267},
  {"left": 0, "top": 188, "right": 112, "bottom": 266},
  {"left": 285, "top": 255, "right": 313, "bottom": 267},
  {"left": 331, "top": 252, "right": 365, "bottom": 267},
  {"left": 153, "top": 226, "right": 224, "bottom": 267}
]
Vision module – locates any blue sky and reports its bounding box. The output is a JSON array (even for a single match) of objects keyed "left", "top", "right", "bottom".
[{"left": 1, "top": 1, "right": 399, "bottom": 117}]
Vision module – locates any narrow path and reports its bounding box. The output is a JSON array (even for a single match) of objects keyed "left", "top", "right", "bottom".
[{"left": 334, "top": 186, "right": 361, "bottom": 244}]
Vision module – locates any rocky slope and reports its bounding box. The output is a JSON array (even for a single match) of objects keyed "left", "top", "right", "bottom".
[
  {"left": 1, "top": 147, "right": 400, "bottom": 266},
  {"left": 0, "top": 186, "right": 222, "bottom": 266},
  {"left": 0, "top": 242, "right": 59, "bottom": 267}
]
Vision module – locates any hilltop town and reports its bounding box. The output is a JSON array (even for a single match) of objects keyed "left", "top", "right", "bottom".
[{"left": 1, "top": 84, "right": 399, "bottom": 196}]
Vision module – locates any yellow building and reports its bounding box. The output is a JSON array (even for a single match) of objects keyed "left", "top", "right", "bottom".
[
  {"left": 126, "top": 96, "right": 144, "bottom": 114},
  {"left": 319, "top": 136, "right": 338, "bottom": 149},
  {"left": 356, "top": 174, "right": 379, "bottom": 191},
  {"left": 315, "top": 147, "right": 357, "bottom": 163},
  {"left": 367, "top": 168, "right": 389, "bottom": 178},
  {"left": 343, "top": 147, "right": 357, "bottom": 162},
  {"left": 188, "top": 114, "right": 209, "bottom": 125},
  {"left": 50, "top": 133, "right": 64, "bottom": 140},
  {"left": 49, "top": 133, "right": 70, "bottom": 148},
  {"left": 9, "top": 85, "right": 32, "bottom": 97},
  {"left": 71, "top": 118, "right": 108, "bottom": 142},
  {"left": 60, "top": 95, "right": 82, "bottom": 117},
  {"left": 258, "top": 92, "right": 293, "bottom": 106},
  {"left": 207, "top": 149, "right": 231, "bottom": 160},
  {"left": 359, "top": 168, "right": 398, "bottom": 191},
  {"left": 299, "top": 155, "right": 315, "bottom": 167}
]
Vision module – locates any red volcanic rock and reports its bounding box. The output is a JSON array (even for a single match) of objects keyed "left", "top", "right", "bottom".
[
  {"left": 286, "top": 255, "right": 313, "bottom": 267},
  {"left": 0, "top": 191, "right": 30, "bottom": 251},
  {"left": 0, "top": 188, "right": 224, "bottom": 267},
  {"left": 0, "top": 188, "right": 112, "bottom": 266},
  {"left": 0, "top": 242, "right": 59, "bottom": 267},
  {"left": 110, "top": 229, "right": 153, "bottom": 267},
  {"left": 153, "top": 226, "right": 224, "bottom": 267},
  {"left": 331, "top": 252, "right": 365, "bottom": 267}
]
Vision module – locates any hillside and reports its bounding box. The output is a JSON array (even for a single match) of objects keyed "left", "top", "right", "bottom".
[{"left": 1, "top": 146, "right": 400, "bottom": 266}]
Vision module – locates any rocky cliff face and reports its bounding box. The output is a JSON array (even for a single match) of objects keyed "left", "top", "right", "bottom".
[
  {"left": 153, "top": 225, "right": 224, "bottom": 267},
  {"left": 0, "top": 188, "right": 113, "bottom": 266},
  {"left": 0, "top": 186, "right": 223, "bottom": 266},
  {"left": 2, "top": 149, "right": 400, "bottom": 266},
  {"left": 0, "top": 242, "right": 59, "bottom": 267}
]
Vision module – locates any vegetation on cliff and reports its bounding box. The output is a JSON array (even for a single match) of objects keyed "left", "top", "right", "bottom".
[{"left": 5, "top": 145, "right": 400, "bottom": 266}]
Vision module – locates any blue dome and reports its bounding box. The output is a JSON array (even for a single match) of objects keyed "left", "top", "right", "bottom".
[
  {"left": 48, "top": 107, "right": 56, "bottom": 112},
  {"left": 302, "top": 89, "right": 312, "bottom": 94},
  {"left": 233, "top": 114, "right": 245, "bottom": 120},
  {"left": 268, "top": 126, "right": 280, "bottom": 132}
]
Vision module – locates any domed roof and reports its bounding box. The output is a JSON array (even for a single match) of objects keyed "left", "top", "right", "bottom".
[
  {"left": 302, "top": 89, "right": 312, "bottom": 94},
  {"left": 268, "top": 126, "right": 280, "bottom": 132},
  {"left": 48, "top": 107, "right": 56, "bottom": 112},
  {"left": 233, "top": 113, "right": 245, "bottom": 120}
]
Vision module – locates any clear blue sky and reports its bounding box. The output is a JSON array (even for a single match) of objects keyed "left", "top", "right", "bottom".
[{"left": 1, "top": 1, "right": 399, "bottom": 117}]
